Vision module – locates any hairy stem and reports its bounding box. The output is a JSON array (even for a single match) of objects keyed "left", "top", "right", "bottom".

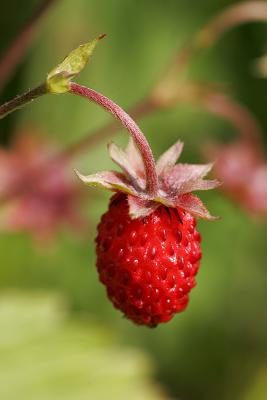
[
  {"left": 0, "top": 0, "right": 57, "bottom": 91},
  {"left": 0, "top": 92, "right": 159, "bottom": 205},
  {"left": 0, "top": 83, "right": 47, "bottom": 119},
  {"left": 69, "top": 82, "right": 158, "bottom": 196},
  {"left": 62, "top": 97, "right": 158, "bottom": 160}
]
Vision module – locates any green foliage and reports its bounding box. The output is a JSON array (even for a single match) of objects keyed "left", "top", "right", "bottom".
[
  {"left": 243, "top": 366, "right": 267, "bottom": 400},
  {"left": 0, "top": 291, "right": 164, "bottom": 400}
]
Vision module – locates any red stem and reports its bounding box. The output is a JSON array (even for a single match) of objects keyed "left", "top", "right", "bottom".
[
  {"left": 69, "top": 82, "right": 158, "bottom": 196},
  {"left": 61, "top": 97, "right": 157, "bottom": 160}
]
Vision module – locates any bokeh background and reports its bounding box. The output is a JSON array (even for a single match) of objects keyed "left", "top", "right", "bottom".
[{"left": 1, "top": 1, "right": 267, "bottom": 399}]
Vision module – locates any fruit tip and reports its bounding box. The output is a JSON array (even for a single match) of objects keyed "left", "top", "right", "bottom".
[{"left": 98, "top": 33, "right": 107, "bottom": 40}]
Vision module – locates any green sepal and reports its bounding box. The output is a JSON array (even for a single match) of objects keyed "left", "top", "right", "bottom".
[{"left": 46, "top": 34, "right": 106, "bottom": 94}]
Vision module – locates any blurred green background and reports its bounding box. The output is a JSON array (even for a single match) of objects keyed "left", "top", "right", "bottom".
[{"left": 1, "top": 0, "right": 267, "bottom": 399}]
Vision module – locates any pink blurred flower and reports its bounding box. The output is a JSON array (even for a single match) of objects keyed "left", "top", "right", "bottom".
[
  {"left": 246, "top": 165, "right": 267, "bottom": 215},
  {"left": 0, "top": 128, "right": 86, "bottom": 241},
  {"left": 206, "top": 140, "right": 267, "bottom": 217}
]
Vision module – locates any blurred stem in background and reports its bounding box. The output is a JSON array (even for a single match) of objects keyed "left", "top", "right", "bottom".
[
  {"left": 0, "top": 0, "right": 57, "bottom": 92},
  {"left": 160, "top": 0, "right": 267, "bottom": 77},
  {"left": 0, "top": 1, "right": 267, "bottom": 209}
]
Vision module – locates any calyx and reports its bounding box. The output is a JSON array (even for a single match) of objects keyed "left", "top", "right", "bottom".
[{"left": 76, "top": 138, "right": 220, "bottom": 219}]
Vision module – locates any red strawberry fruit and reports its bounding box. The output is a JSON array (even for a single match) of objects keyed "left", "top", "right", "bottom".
[
  {"left": 96, "top": 193, "right": 201, "bottom": 327},
  {"left": 72, "top": 83, "right": 219, "bottom": 327}
]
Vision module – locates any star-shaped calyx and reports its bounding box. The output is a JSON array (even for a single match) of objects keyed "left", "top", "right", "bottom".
[{"left": 75, "top": 136, "right": 220, "bottom": 220}]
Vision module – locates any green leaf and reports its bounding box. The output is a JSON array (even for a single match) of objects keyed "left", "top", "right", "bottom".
[
  {"left": 0, "top": 291, "right": 164, "bottom": 400},
  {"left": 46, "top": 34, "right": 106, "bottom": 94}
]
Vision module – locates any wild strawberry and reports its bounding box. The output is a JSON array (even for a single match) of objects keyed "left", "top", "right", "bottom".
[
  {"left": 96, "top": 193, "right": 202, "bottom": 327},
  {"left": 73, "top": 83, "right": 219, "bottom": 326}
]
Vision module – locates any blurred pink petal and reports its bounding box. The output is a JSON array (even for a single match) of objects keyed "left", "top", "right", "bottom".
[
  {"left": 246, "top": 165, "right": 267, "bottom": 215},
  {"left": 211, "top": 142, "right": 259, "bottom": 187},
  {"left": 205, "top": 140, "right": 267, "bottom": 218},
  {"left": 0, "top": 128, "right": 86, "bottom": 241}
]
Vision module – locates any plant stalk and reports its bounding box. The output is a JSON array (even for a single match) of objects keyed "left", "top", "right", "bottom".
[
  {"left": 69, "top": 82, "right": 158, "bottom": 196},
  {"left": 0, "top": 83, "right": 47, "bottom": 120}
]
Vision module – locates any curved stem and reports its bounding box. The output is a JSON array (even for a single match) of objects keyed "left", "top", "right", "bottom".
[
  {"left": 154, "top": 1, "right": 267, "bottom": 91},
  {"left": 0, "top": 83, "right": 47, "bottom": 119},
  {"left": 196, "top": 1, "right": 267, "bottom": 48},
  {"left": 200, "top": 90, "right": 263, "bottom": 147},
  {"left": 62, "top": 97, "right": 157, "bottom": 160},
  {"left": 0, "top": 0, "right": 57, "bottom": 92},
  {"left": 69, "top": 82, "right": 158, "bottom": 196}
]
